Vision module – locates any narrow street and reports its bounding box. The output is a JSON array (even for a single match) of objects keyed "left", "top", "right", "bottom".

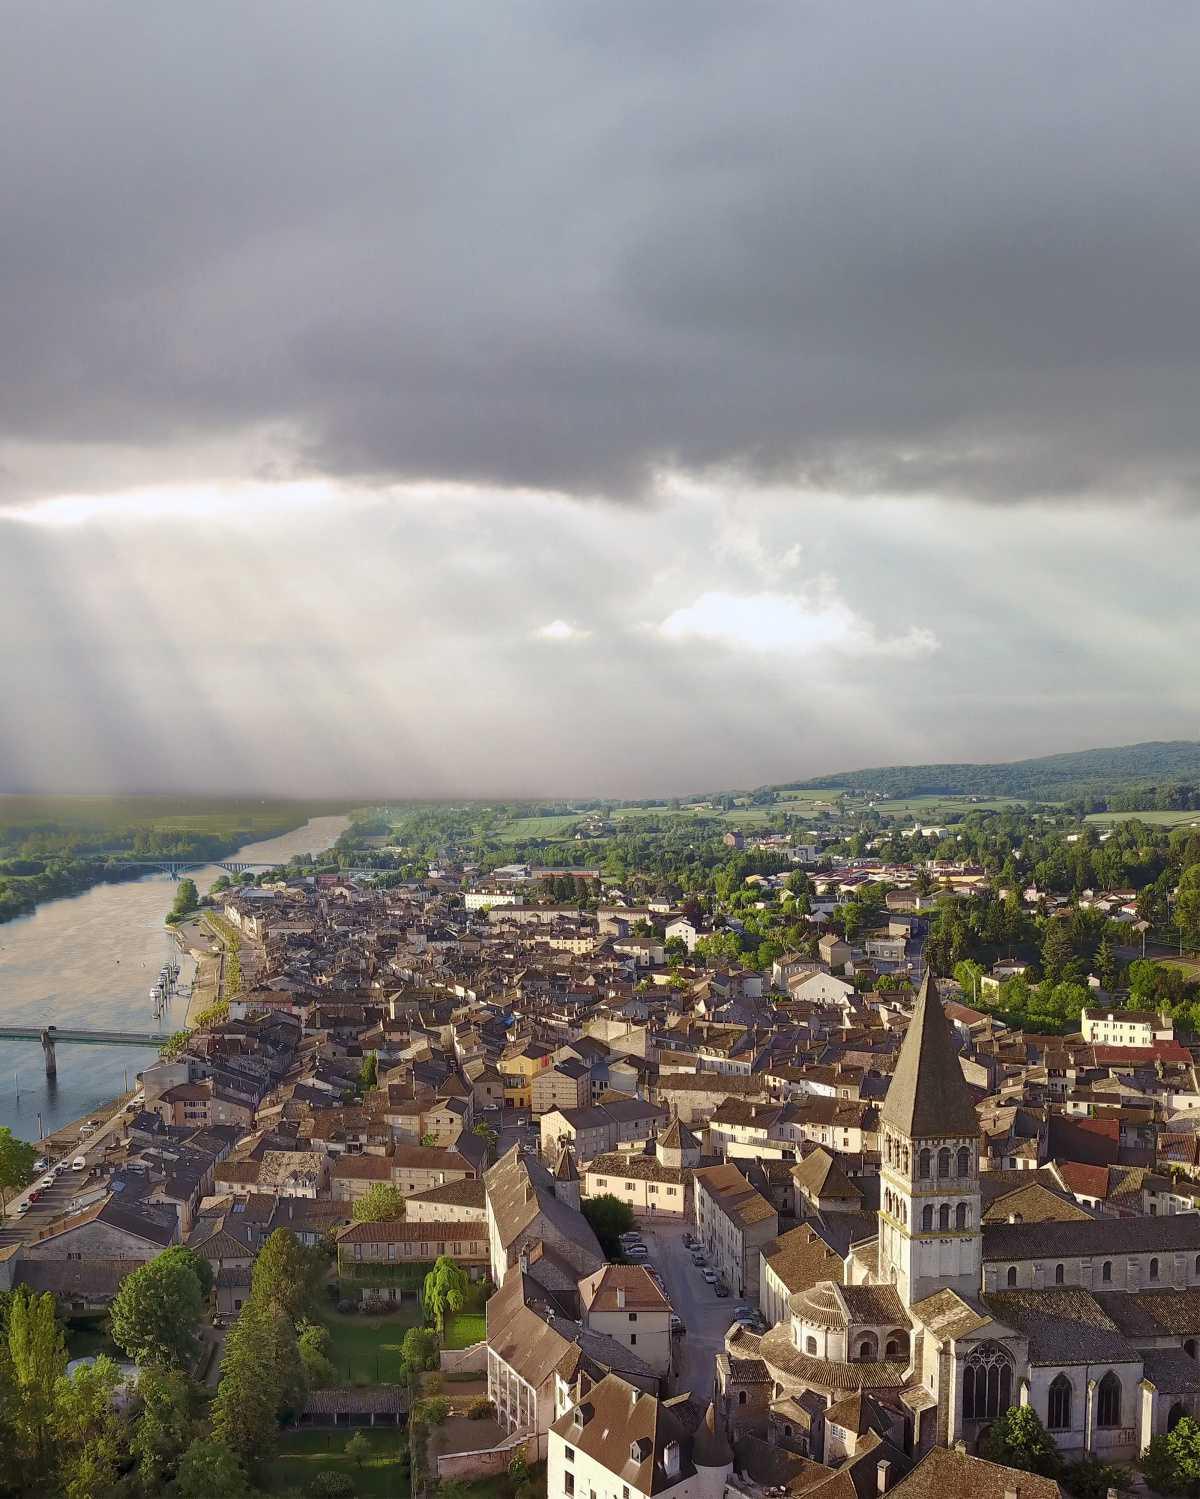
[{"left": 636, "top": 1218, "right": 735, "bottom": 1403}]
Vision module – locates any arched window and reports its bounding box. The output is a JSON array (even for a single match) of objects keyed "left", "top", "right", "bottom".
[
  {"left": 784, "top": 1425, "right": 794, "bottom": 1438},
  {"left": 922, "top": 1205, "right": 934, "bottom": 1231},
  {"left": 938, "top": 1204, "right": 951, "bottom": 1231},
  {"left": 738, "top": 1390, "right": 747, "bottom": 1406},
  {"left": 938, "top": 1147, "right": 952, "bottom": 1178},
  {"left": 1006, "top": 1266, "right": 1017, "bottom": 1288},
  {"left": 886, "top": 1136, "right": 894, "bottom": 1165},
  {"left": 855, "top": 1335, "right": 878, "bottom": 1362},
  {"left": 1185, "top": 1339, "right": 1198, "bottom": 1360},
  {"left": 805, "top": 1335, "right": 817, "bottom": 1355},
  {"left": 1150, "top": 1257, "right": 1160, "bottom": 1282},
  {"left": 1102, "top": 1261, "right": 1112, "bottom": 1284},
  {"left": 962, "top": 1343, "right": 1013, "bottom": 1421},
  {"left": 957, "top": 1146, "right": 971, "bottom": 1177},
  {"left": 1048, "top": 1374, "right": 1072, "bottom": 1431},
  {"left": 1097, "top": 1372, "right": 1122, "bottom": 1428},
  {"left": 1055, "top": 1263, "right": 1065, "bottom": 1285},
  {"left": 955, "top": 1203, "right": 968, "bottom": 1230},
  {"left": 902, "top": 1147, "right": 911, "bottom": 1173},
  {"left": 919, "top": 1149, "right": 931, "bottom": 1179},
  {"left": 885, "top": 1331, "right": 909, "bottom": 1360},
  {"left": 1170, "top": 1403, "right": 1189, "bottom": 1432}
]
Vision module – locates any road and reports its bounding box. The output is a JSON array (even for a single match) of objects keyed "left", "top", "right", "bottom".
[
  {"left": 0, "top": 1093, "right": 136, "bottom": 1248},
  {"left": 637, "top": 1218, "right": 736, "bottom": 1403}
]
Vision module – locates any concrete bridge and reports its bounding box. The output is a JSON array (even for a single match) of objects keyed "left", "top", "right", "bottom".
[
  {"left": 99, "top": 859, "right": 385, "bottom": 880},
  {"left": 0, "top": 1025, "right": 174, "bottom": 1077}
]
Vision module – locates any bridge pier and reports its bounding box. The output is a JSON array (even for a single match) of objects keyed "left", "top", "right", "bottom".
[{"left": 40, "top": 1027, "right": 57, "bottom": 1078}]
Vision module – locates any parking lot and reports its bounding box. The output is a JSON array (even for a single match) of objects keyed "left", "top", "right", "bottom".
[{"left": 630, "top": 1218, "right": 741, "bottom": 1401}]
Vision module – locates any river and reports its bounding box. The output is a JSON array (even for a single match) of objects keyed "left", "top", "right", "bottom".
[{"left": 0, "top": 814, "right": 351, "bottom": 1140}]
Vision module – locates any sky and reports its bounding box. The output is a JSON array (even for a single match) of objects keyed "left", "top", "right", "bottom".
[{"left": 2, "top": 2, "right": 1199, "bottom": 798}]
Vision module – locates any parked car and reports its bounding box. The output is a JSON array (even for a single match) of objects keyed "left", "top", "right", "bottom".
[
  {"left": 702, "top": 1269, "right": 717, "bottom": 1284},
  {"left": 714, "top": 1283, "right": 731, "bottom": 1298},
  {"left": 16, "top": 1201, "right": 30, "bottom": 1215},
  {"left": 691, "top": 1253, "right": 707, "bottom": 1267},
  {"left": 619, "top": 1232, "right": 643, "bottom": 1244},
  {"left": 71, "top": 1156, "right": 87, "bottom": 1171},
  {"left": 625, "top": 1244, "right": 649, "bottom": 1259},
  {"left": 682, "top": 1233, "right": 697, "bottom": 1249},
  {"left": 33, "top": 1157, "right": 49, "bottom": 1172},
  {"left": 670, "top": 1314, "right": 684, "bottom": 1333},
  {"left": 38, "top": 1176, "right": 55, "bottom": 1191},
  {"left": 27, "top": 1189, "right": 43, "bottom": 1204},
  {"left": 54, "top": 1162, "right": 70, "bottom": 1176}
]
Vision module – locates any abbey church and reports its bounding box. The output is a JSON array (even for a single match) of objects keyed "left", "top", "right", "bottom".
[{"left": 731, "top": 970, "right": 1200, "bottom": 1460}]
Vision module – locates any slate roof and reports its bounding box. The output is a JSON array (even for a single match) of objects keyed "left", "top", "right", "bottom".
[
  {"left": 982, "top": 1289, "right": 1136, "bottom": 1364},
  {"left": 889, "top": 1446, "right": 1060, "bottom": 1499},
  {"left": 879, "top": 969, "right": 979, "bottom": 1137},
  {"left": 983, "top": 1213, "right": 1200, "bottom": 1260}
]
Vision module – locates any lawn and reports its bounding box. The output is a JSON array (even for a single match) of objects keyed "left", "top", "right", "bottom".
[
  {"left": 320, "top": 1304, "right": 421, "bottom": 1385},
  {"left": 442, "top": 1311, "right": 487, "bottom": 1349},
  {"left": 265, "top": 1428, "right": 408, "bottom": 1497}
]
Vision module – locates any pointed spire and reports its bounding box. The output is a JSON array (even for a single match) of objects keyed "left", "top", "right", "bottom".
[
  {"left": 879, "top": 969, "right": 978, "bottom": 1137},
  {"left": 692, "top": 1402, "right": 733, "bottom": 1468}
]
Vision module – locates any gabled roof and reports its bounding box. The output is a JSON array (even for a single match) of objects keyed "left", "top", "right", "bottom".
[{"left": 879, "top": 969, "right": 979, "bottom": 1138}]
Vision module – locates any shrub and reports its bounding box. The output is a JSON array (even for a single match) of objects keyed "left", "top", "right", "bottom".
[
  {"left": 467, "top": 1396, "right": 496, "bottom": 1420},
  {"left": 422, "top": 1396, "right": 450, "bottom": 1426},
  {"left": 336, "top": 1299, "right": 358, "bottom": 1315},
  {"left": 1062, "top": 1456, "right": 1131, "bottom": 1499},
  {"left": 425, "top": 1373, "right": 443, "bottom": 1396},
  {"left": 304, "top": 1474, "right": 356, "bottom": 1499}
]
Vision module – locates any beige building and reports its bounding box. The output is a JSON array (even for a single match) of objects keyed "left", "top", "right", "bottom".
[
  {"left": 693, "top": 1163, "right": 778, "bottom": 1299},
  {"left": 578, "top": 1264, "right": 673, "bottom": 1375}
]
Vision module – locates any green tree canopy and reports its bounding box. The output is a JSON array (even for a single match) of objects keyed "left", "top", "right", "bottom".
[
  {"left": 350, "top": 1182, "right": 408, "bottom": 1223},
  {"left": 109, "top": 1251, "right": 205, "bottom": 1368},
  {"left": 423, "top": 1255, "right": 469, "bottom": 1335},
  {"left": 581, "top": 1193, "right": 635, "bottom": 1259},
  {"left": 0, "top": 1128, "right": 37, "bottom": 1214},
  {"left": 175, "top": 1438, "right": 253, "bottom": 1499},
  {"left": 251, "top": 1226, "right": 323, "bottom": 1322},
  {"left": 979, "top": 1405, "right": 1062, "bottom": 1478}
]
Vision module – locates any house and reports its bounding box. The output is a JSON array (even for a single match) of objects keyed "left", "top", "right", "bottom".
[
  {"left": 818, "top": 933, "right": 851, "bottom": 972},
  {"left": 483, "top": 1146, "right": 605, "bottom": 1285},
  {"left": 578, "top": 1265, "right": 673, "bottom": 1375},
  {"left": 693, "top": 1163, "right": 779, "bottom": 1299},
  {"left": 334, "top": 1219, "right": 489, "bottom": 1301}
]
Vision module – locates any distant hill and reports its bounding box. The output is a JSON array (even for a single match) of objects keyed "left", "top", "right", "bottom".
[{"left": 783, "top": 740, "right": 1200, "bottom": 802}]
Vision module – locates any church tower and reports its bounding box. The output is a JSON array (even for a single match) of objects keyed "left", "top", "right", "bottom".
[{"left": 876, "top": 969, "right": 981, "bottom": 1307}]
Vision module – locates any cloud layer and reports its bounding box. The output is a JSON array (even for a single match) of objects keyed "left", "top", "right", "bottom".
[{"left": 3, "top": 3, "right": 1200, "bottom": 507}]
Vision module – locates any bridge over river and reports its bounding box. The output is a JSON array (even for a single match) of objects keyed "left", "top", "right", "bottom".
[{"left": 0, "top": 1025, "right": 171, "bottom": 1047}]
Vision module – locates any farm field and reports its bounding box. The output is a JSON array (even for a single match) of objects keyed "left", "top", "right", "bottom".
[
  {"left": 493, "top": 813, "right": 581, "bottom": 841},
  {"left": 1085, "top": 810, "right": 1200, "bottom": 828},
  {"left": 866, "top": 795, "right": 1036, "bottom": 818}
]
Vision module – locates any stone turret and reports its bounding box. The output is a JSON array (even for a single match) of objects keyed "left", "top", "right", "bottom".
[
  {"left": 656, "top": 1114, "right": 701, "bottom": 1168},
  {"left": 554, "top": 1143, "right": 581, "bottom": 1211},
  {"left": 692, "top": 1402, "right": 734, "bottom": 1497}
]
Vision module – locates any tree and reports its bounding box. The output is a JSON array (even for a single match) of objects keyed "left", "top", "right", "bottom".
[
  {"left": 212, "top": 1299, "right": 283, "bottom": 1464},
  {"left": 298, "top": 1320, "right": 336, "bottom": 1389},
  {"left": 581, "top": 1193, "right": 635, "bottom": 1259},
  {"left": 351, "top": 1183, "right": 408, "bottom": 1223},
  {"left": 1041, "top": 920, "right": 1075, "bottom": 985},
  {"left": 401, "top": 1326, "right": 438, "bottom": 1372},
  {"left": 473, "top": 1120, "right": 498, "bottom": 1162},
  {"left": 0, "top": 1128, "right": 37, "bottom": 1214},
  {"left": 156, "top": 1244, "right": 215, "bottom": 1298},
  {"left": 345, "top": 1429, "right": 371, "bottom": 1469},
  {"left": 175, "top": 1438, "right": 252, "bottom": 1499},
  {"left": 7, "top": 1286, "right": 67, "bottom": 1477},
  {"left": 129, "top": 1366, "right": 203, "bottom": 1495},
  {"left": 251, "top": 1227, "right": 323, "bottom": 1322},
  {"left": 358, "top": 1051, "right": 378, "bottom": 1090},
  {"left": 110, "top": 1251, "right": 205, "bottom": 1367},
  {"left": 54, "top": 1354, "right": 124, "bottom": 1499},
  {"left": 423, "top": 1255, "right": 469, "bottom": 1335},
  {"left": 979, "top": 1405, "right": 1062, "bottom": 1478},
  {"left": 167, "top": 878, "right": 200, "bottom": 923},
  {"left": 1095, "top": 934, "right": 1119, "bottom": 992},
  {"left": 422, "top": 1395, "right": 450, "bottom": 1425},
  {"left": 306, "top": 1473, "right": 357, "bottom": 1499}
]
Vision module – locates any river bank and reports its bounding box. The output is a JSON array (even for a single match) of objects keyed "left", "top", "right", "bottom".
[{"left": 0, "top": 813, "right": 352, "bottom": 1138}]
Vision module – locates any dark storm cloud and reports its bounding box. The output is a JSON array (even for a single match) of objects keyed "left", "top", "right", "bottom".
[{"left": 3, "top": 1, "right": 1200, "bottom": 505}]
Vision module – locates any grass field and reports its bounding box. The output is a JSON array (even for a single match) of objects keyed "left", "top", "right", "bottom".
[
  {"left": 321, "top": 1304, "right": 420, "bottom": 1385},
  {"left": 1085, "top": 810, "right": 1200, "bottom": 828},
  {"left": 0, "top": 795, "right": 348, "bottom": 837},
  {"left": 493, "top": 813, "right": 581, "bottom": 841},
  {"left": 443, "top": 1311, "right": 487, "bottom": 1349},
  {"left": 266, "top": 1428, "right": 407, "bottom": 1496},
  {"left": 867, "top": 795, "right": 1035, "bottom": 817}
]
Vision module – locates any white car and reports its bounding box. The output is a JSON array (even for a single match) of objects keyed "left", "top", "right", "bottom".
[
  {"left": 16, "top": 1201, "right": 31, "bottom": 1215},
  {"left": 702, "top": 1269, "right": 717, "bottom": 1284},
  {"left": 38, "top": 1176, "right": 55, "bottom": 1191},
  {"left": 71, "top": 1156, "right": 87, "bottom": 1172}
]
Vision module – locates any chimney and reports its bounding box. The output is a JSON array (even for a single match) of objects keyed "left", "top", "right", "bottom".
[
  {"left": 630, "top": 1385, "right": 639, "bottom": 1409},
  {"left": 877, "top": 1461, "right": 892, "bottom": 1495}
]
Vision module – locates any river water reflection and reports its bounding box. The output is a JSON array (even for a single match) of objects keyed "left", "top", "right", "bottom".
[{"left": 0, "top": 814, "right": 349, "bottom": 1138}]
